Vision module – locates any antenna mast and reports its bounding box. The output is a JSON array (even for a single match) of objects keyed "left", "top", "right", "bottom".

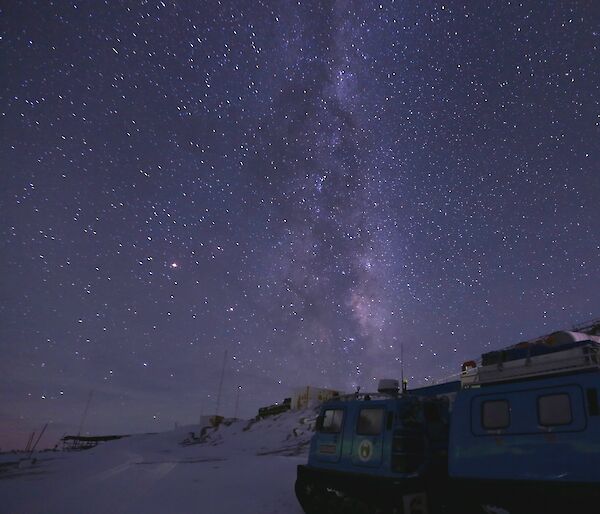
[
  {"left": 401, "top": 343, "right": 404, "bottom": 383},
  {"left": 234, "top": 385, "right": 242, "bottom": 419},
  {"left": 401, "top": 343, "right": 407, "bottom": 392}
]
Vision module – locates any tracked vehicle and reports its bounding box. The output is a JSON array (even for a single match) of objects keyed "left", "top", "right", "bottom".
[
  {"left": 295, "top": 379, "right": 459, "bottom": 513},
  {"left": 295, "top": 329, "right": 600, "bottom": 513}
]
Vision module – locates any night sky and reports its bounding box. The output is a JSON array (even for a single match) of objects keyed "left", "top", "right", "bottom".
[{"left": 2, "top": 1, "right": 599, "bottom": 450}]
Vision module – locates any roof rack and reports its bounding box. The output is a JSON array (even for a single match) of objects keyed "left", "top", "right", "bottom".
[
  {"left": 461, "top": 340, "right": 600, "bottom": 387},
  {"left": 332, "top": 392, "right": 404, "bottom": 402}
]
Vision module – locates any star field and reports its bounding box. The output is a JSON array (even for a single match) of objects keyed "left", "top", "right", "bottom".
[{"left": 1, "top": 1, "right": 599, "bottom": 449}]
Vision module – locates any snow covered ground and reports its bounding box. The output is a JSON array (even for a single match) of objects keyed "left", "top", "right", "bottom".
[{"left": 0, "top": 409, "right": 317, "bottom": 514}]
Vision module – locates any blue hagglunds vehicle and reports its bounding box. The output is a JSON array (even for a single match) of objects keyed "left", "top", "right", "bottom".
[{"left": 295, "top": 329, "right": 600, "bottom": 513}]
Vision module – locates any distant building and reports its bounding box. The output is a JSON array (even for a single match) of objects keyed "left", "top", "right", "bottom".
[
  {"left": 257, "top": 398, "right": 291, "bottom": 418},
  {"left": 61, "top": 434, "right": 127, "bottom": 451},
  {"left": 292, "top": 386, "right": 341, "bottom": 410}
]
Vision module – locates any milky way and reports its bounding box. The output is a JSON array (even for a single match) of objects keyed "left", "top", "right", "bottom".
[{"left": 1, "top": 1, "right": 599, "bottom": 449}]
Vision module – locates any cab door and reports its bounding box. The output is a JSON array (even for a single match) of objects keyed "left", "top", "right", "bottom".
[
  {"left": 315, "top": 406, "right": 345, "bottom": 463},
  {"left": 351, "top": 406, "right": 385, "bottom": 468}
]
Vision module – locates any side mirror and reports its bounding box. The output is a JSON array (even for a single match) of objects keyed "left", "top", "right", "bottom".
[{"left": 316, "top": 415, "right": 324, "bottom": 431}]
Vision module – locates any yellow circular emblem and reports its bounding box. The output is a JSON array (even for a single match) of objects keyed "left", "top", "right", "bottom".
[{"left": 358, "top": 439, "right": 373, "bottom": 461}]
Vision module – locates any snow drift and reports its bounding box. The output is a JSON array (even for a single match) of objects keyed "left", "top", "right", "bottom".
[{"left": 0, "top": 409, "right": 317, "bottom": 514}]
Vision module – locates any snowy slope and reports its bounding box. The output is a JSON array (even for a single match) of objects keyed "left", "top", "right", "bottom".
[{"left": 0, "top": 409, "right": 317, "bottom": 514}]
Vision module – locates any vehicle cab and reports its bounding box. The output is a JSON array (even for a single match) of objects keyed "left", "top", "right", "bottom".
[{"left": 296, "top": 379, "right": 459, "bottom": 513}]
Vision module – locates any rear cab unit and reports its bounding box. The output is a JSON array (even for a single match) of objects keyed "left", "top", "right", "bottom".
[{"left": 449, "top": 332, "right": 600, "bottom": 510}]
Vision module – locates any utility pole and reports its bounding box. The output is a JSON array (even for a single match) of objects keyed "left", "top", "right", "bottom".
[
  {"left": 28, "top": 423, "right": 48, "bottom": 458},
  {"left": 215, "top": 350, "right": 228, "bottom": 417},
  {"left": 24, "top": 431, "right": 35, "bottom": 452}
]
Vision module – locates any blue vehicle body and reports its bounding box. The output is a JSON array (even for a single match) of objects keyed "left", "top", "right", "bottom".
[
  {"left": 449, "top": 341, "right": 600, "bottom": 511},
  {"left": 449, "top": 370, "right": 600, "bottom": 483},
  {"left": 296, "top": 332, "right": 600, "bottom": 513}
]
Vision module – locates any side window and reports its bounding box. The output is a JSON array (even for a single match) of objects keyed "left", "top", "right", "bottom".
[
  {"left": 587, "top": 388, "right": 599, "bottom": 416},
  {"left": 357, "top": 408, "right": 385, "bottom": 435},
  {"left": 538, "top": 394, "right": 572, "bottom": 426},
  {"left": 481, "top": 400, "right": 510, "bottom": 429},
  {"left": 320, "top": 409, "right": 344, "bottom": 433}
]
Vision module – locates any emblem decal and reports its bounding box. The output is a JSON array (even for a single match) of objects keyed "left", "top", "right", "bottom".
[{"left": 358, "top": 439, "right": 373, "bottom": 462}]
